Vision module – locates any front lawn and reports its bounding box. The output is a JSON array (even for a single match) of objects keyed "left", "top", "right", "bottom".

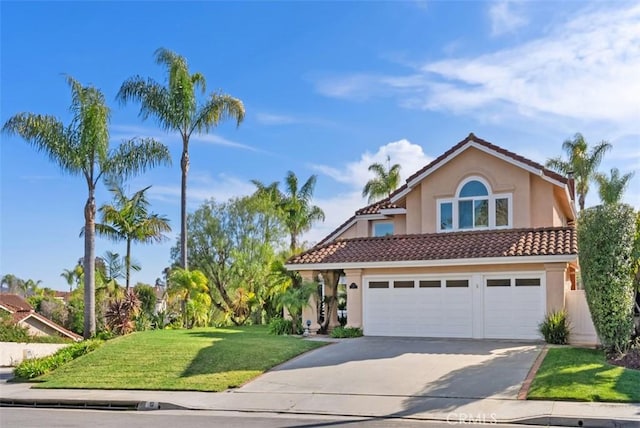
[
  {"left": 34, "top": 325, "right": 325, "bottom": 391},
  {"left": 528, "top": 347, "right": 640, "bottom": 402}
]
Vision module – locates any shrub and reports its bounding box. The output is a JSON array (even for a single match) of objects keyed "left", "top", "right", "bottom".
[
  {"left": 104, "top": 290, "right": 141, "bottom": 335},
  {"left": 0, "top": 312, "right": 30, "bottom": 342},
  {"left": 330, "top": 326, "right": 363, "bottom": 338},
  {"left": 13, "top": 339, "right": 103, "bottom": 379},
  {"left": 539, "top": 310, "right": 570, "bottom": 344},
  {"left": 578, "top": 204, "right": 637, "bottom": 354},
  {"left": 268, "top": 317, "right": 294, "bottom": 335}
]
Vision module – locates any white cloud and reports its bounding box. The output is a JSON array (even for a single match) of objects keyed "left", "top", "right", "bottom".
[
  {"left": 191, "top": 133, "right": 259, "bottom": 152},
  {"left": 488, "top": 2, "right": 528, "bottom": 36},
  {"left": 303, "top": 139, "right": 433, "bottom": 244},
  {"left": 313, "top": 3, "right": 640, "bottom": 135},
  {"left": 310, "top": 139, "right": 432, "bottom": 189}
]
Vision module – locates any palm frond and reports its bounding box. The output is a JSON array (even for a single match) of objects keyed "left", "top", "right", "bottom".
[
  {"left": 104, "top": 138, "right": 171, "bottom": 183},
  {"left": 190, "top": 93, "right": 245, "bottom": 135}
]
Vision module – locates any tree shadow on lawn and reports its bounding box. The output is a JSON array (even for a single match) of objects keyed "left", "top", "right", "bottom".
[
  {"left": 528, "top": 360, "right": 640, "bottom": 403},
  {"left": 180, "top": 328, "right": 323, "bottom": 379}
]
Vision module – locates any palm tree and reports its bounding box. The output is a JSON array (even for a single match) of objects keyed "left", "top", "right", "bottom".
[
  {"left": 117, "top": 48, "right": 245, "bottom": 270},
  {"left": 60, "top": 266, "right": 82, "bottom": 292},
  {"left": 362, "top": 155, "right": 401, "bottom": 203},
  {"left": 167, "top": 268, "right": 210, "bottom": 328},
  {"left": 595, "top": 168, "right": 635, "bottom": 205},
  {"left": 2, "top": 76, "right": 171, "bottom": 338},
  {"left": 279, "top": 172, "right": 325, "bottom": 252},
  {"left": 545, "top": 133, "right": 611, "bottom": 211},
  {"left": 95, "top": 181, "right": 171, "bottom": 289}
]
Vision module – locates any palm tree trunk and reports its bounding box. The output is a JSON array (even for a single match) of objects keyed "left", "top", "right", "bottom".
[
  {"left": 83, "top": 189, "right": 97, "bottom": 339},
  {"left": 180, "top": 140, "right": 189, "bottom": 269},
  {"left": 125, "top": 238, "right": 131, "bottom": 290}
]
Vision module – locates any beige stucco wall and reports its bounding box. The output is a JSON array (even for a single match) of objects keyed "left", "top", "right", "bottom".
[
  {"left": 299, "top": 271, "right": 320, "bottom": 333},
  {"left": 405, "top": 188, "right": 422, "bottom": 234},
  {"left": 21, "top": 318, "right": 61, "bottom": 337},
  {"left": 530, "top": 176, "right": 554, "bottom": 228},
  {"left": 339, "top": 223, "right": 358, "bottom": 240},
  {"left": 344, "top": 269, "right": 363, "bottom": 328},
  {"left": 1, "top": 342, "right": 69, "bottom": 367},
  {"left": 406, "top": 147, "right": 532, "bottom": 233},
  {"left": 393, "top": 215, "right": 407, "bottom": 235}
]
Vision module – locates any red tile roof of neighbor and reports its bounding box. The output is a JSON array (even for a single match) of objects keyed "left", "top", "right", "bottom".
[
  {"left": 0, "top": 293, "right": 33, "bottom": 312},
  {"left": 289, "top": 227, "right": 577, "bottom": 265},
  {"left": 0, "top": 293, "right": 82, "bottom": 341}
]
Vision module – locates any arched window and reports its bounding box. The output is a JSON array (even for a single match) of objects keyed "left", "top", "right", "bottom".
[{"left": 437, "top": 177, "right": 511, "bottom": 232}]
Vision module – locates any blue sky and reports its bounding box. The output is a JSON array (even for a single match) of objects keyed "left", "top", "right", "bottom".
[{"left": 1, "top": 1, "right": 638, "bottom": 291}]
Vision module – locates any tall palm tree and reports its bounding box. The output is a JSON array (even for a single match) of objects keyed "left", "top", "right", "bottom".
[
  {"left": 595, "top": 168, "right": 635, "bottom": 205},
  {"left": 545, "top": 133, "right": 611, "bottom": 211},
  {"left": 280, "top": 172, "right": 325, "bottom": 252},
  {"left": 60, "top": 265, "right": 82, "bottom": 292},
  {"left": 362, "top": 155, "right": 401, "bottom": 203},
  {"left": 2, "top": 76, "right": 171, "bottom": 338},
  {"left": 95, "top": 181, "right": 171, "bottom": 289},
  {"left": 117, "top": 48, "right": 245, "bottom": 270}
]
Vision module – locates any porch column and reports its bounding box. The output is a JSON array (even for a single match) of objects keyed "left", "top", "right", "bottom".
[
  {"left": 344, "top": 268, "right": 363, "bottom": 329},
  {"left": 545, "top": 263, "right": 569, "bottom": 312},
  {"left": 321, "top": 270, "right": 341, "bottom": 329},
  {"left": 300, "top": 270, "right": 320, "bottom": 333}
]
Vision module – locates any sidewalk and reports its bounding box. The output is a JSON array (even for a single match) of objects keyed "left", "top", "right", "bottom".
[{"left": 1, "top": 373, "right": 639, "bottom": 427}]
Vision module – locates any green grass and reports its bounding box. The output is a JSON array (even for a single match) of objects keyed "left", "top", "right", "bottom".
[
  {"left": 528, "top": 347, "right": 640, "bottom": 402},
  {"left": 34, "top": 325, "right": 325, "bottom": 391}
]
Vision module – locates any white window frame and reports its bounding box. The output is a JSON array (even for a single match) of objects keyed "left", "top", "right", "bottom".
[
  {"left": 437, "top": 176, "right": 513, "bottom": 232},
  {"left": 372, "top": 221, "right": 394, "bottom": 237}
]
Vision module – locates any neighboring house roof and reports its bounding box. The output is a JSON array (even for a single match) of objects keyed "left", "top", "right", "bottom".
[
  {"left": 0, "top": 293, "right": 33, "bottom": 312},
  {"left": 0, "top": 293, "right": 82, "bottom": 341},
  {"left": 288, "top": 227, "right": 577, "bottom": 268},
  {"left": 355, "top": 199, "right": 399, "bottom": 215}
]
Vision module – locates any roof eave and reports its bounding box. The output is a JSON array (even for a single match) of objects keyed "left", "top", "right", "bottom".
[{"left": 285, "top": 254, "right": 578, "bottom": 271}]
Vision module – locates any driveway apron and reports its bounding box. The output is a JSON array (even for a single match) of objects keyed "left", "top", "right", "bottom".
[{"left": 239, "top": 337, "right": 541, "bottom": 400}]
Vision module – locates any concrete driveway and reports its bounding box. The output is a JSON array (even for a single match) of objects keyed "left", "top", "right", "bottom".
[{"left": 240, "top": 337, "right": 541, "bottom": 400}]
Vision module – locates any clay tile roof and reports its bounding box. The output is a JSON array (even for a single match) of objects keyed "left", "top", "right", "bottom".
[
  {"left": 289, "top": 227, "right": 577, "bottom": 265},
  {"left": 0, "top": 294, "right": 33, "bottom": 312},
  {"left": 355, "top": 198, "right": 398, "bottom": 215}
]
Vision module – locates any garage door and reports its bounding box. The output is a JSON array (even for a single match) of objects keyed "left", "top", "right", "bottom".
[
  {"left": 363, "top": 273, "right": 544, "bottom": 340},
  {"left": 363, "top": 277, "right": 473, "bottom": 338},
  {"left": 483, "top": 275, "right": 545, "bottom": 340}
]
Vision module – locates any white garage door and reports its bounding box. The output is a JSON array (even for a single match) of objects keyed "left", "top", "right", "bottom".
[
  {"left": 363, "top": 273, "right": 544, "bottom": 340},
  {"left": 483, "top": 275, "right": 545, "bottom": 340}
]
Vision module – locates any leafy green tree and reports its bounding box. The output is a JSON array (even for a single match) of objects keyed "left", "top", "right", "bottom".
[
  {"left": 578, "top": 204, "right": 636, "bottom": 354},
  {"left": 545, "top": 133, "right": 611, "bottom": 211},
  {"left": 134, "top": 283, "right": 157, "bottom": 316},
  {"left": 173, "top": 195, "right": 286, "bottom": 325},
  {"left": 118, "top": 48, "right": 245, "bottom": 270},
  {"left": 95, "top": 181, "right": 171, "bottom": 289},
  {"left": 167, "top": 268, "right": 211, "bottom": 328},
  {"left": 362, "top": 155, "right": 401, "bottom": 203},
  {"left": 595, "top": 168, "right": 635, "bottom": 205},
  {"left": 3, "top": 76, "right": 171, "bottom": 338}
]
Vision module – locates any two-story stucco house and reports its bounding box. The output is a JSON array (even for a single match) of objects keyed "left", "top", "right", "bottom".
[{"left": 286, "top": 133, "right": 584, "bottom": 341}]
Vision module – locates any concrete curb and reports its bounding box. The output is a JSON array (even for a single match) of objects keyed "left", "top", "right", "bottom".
[{"left": 0, "top": 398, "right": 189, "bottom": 411}]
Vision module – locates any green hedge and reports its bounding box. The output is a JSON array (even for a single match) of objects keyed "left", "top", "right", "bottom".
[
  {"left": 330, "top": 326, "right": 363, "bottom": 338},
  {"left": 13, "top": 339, "right": 103, "bottom": 379},
  {"left": 578, "top": 204, "right": 636, "bottom": 354}
]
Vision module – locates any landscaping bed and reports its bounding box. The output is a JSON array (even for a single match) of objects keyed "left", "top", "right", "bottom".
[
  {"left": 32, "top": 325, "right": 325, "bottom": 391},
  {"left": 608, "top": 347, "right": 640, "bottom": 370}
]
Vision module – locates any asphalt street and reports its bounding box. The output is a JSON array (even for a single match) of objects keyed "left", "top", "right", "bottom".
[{"left": 1, "top": 407, "right": 557, "bottom": 428}]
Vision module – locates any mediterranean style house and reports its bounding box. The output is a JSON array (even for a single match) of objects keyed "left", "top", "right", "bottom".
[{"left": 286, "top": 133, "right": 591, "bottom": 341}]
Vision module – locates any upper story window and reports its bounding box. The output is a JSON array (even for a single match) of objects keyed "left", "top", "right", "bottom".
[
  {"left": 437, "top": 177, "right": 512, "bottom": 232},
  {"left": 373, "top": 222, "right": 394, "bottom": 237}
]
